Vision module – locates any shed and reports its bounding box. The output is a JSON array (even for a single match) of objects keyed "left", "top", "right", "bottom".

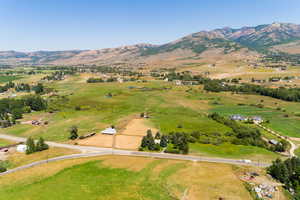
[
  {"left": 269, "top": 139, "right": 279, "bottom": 145},
  {"left": 16, "top": 144, "right": 27, "bottom": 153},
  {"left": 101, "top": 127, "right": 117, "bottom": 135}
]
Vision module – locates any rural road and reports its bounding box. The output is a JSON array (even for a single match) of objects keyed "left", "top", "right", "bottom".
[
  {"left": 256, "top": 123, "right": 297, "bottom": 157},
  {"left": 0, "top": 133, "right": 270, "bottom": 176}
]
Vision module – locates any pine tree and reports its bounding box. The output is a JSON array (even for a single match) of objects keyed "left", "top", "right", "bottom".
[
  {"left": 69, "top": 126, "right": 78, "bottom": 140},
  {"left": 155, "top": 132, "right": 161, "bottom": 139},
  {"left": 36, "top": 137, "right": 49, "bottom": 151},
  {"left": 26, "top": 137, "right": 36, "bottom": 154},
  {"left": 141, "top": 136, "right": 147, "bottom": 148},
  {"left": 160, "top": 135, "right": 168, "bottom": 148},
  {"left": 148, "top": 133, "right": 155, "bottom": 151}
]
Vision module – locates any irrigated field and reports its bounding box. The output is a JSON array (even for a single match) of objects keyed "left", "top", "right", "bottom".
[
  {"left": 1, "top": 73, "right": 299, "bottom": 160},
  {"left": 0, "top": 155, "right": 258, "bottom": 200}
]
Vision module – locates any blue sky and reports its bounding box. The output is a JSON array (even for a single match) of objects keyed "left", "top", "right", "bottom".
[{"left": 1, "top": 0, "right": 300, "bottom": 51}]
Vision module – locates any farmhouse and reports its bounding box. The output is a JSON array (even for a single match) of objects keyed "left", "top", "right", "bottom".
[
  {"left": 101, "top": 127, "right": 117, "bottom": 135},
  {"left": 269, "top": 139, "right": 279, "bottom": 145},
  {"left": 230, "top": 114, "right": 247, "bottom": 121},
  {"left": 251, "top": 116, "right": 263, "bottom": 124}
]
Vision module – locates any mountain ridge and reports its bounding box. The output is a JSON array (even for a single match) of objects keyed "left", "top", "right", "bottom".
[{"left": 1, "top": 22, "right": 300, "bottom": 66}]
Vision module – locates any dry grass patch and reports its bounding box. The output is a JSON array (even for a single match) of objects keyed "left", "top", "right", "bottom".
[
  {"left": 77, "top": 134, "right": 113, "bottom": 147},
  {"left": 120, "top": 118, "right": 157, "bottom": 136},
  {"left": 8, "top": 147, "right": 79, "bottom": 168},
  {"left": 171, "top": 162, "right": 252, "bottom": 200},
  {"left": 114, "top": 135, "right": 142, "bottom": 150}
]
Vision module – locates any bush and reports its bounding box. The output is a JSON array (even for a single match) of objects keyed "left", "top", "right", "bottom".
[{"left": 0, "top": 166, "right": 7, "bottom": 173}]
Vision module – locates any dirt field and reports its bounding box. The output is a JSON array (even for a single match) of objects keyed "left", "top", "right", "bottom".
[
  {"left": 116, "top": 118, "right": 157, "bottom": 149},
  {"left": 114, "top": 135, "right": 142, "bottom": 150},
  {"left": 77, "top": 134, "right": 113, "bottom": 148},
  {"left": 77, "top": 118, "right": 157, "bottom": 150},
  {"left": 120, "top": 118, "right": 157, "bottom": 136}
]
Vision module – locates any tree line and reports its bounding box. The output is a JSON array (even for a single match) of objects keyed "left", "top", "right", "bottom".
[
  {"left": 268, "top": 157, "right": 300, "bottom": 199},
  {"left": 204, "top": 79, "right": 300, "bottom": 102},
  {"left": 0, "top": 95, "right": 47, "bottom": 127},
  {"left": 139, "top": 130, "right": 189, "bottom": 154}
]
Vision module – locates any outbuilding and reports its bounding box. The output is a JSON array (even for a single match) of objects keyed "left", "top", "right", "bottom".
[
  {"left": 16, "top": 144, "right": 27, "bottom": 153},
  {"left": 101, "top": 127, "right": 117, "bottom": 135}
]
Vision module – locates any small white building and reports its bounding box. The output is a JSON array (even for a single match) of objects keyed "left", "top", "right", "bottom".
[
  {"left": 101, "top": 127, "right": 117, "bottom": 135},
  {"left": 16, "top": 144, "right": 27, "bottom": 153}
]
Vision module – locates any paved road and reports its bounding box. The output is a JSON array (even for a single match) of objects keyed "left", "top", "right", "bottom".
[{"left": 0, "top": 133, "right": 270, "bottom": 176}]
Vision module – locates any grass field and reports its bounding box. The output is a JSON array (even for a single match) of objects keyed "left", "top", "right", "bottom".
[
  {"left": 209, "top": 92, "right": 300, "bottom": 137},
  {"left": 0, "top": 155, "right": 255, "bottom": 200},
  {"left": 0, "top": 139, "right": 14, "bottom": 147},
  {"left": 190, "top": 143, "right": 281, "bottom": 162},
  {"left": 0, "top": 75, "right": 23, "bottom": 83},
  {"left": 2, "top": 79, "right": 230, "bottom": 141},
  {"left": 7, "top": 147, "right": 79, "bottom": 168},
  {"left": 1, "top": 73, "right": 298, "bottom": 160}
]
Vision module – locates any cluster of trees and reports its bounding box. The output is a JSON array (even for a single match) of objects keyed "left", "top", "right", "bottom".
[
  {"left": 163, "top": 72, "right": 204, "bottom": 82},
  {"left": 0, "top": 95, "right": 47, "bottom": 127},
  {"left": 268, "top": 157, "right": 300, "bottom": 198},
  {"left": 0, "top": 80, "right": 45, "bottom": 95},
  {"left": 15, "top": 83, "right": 31, "bottom": 92},
  {"left": 165, "top": 132, "right": 189, "bottom": 154},
  {"left": 87, "top": 78, "right": 105, "bottom": 83},
  {"left": 25, "top": 137, "right": 49, "bottom": 155},
  {"left": 204, "top": 79, "right": 300, "bottom": 102},
  {"left": 42, "top": 71, "right": 74, "bottom": 81},
  {"left": 140, "top": 130, "right": 167, "bottom": 151},
  {"left": 0, "top": 81, "right": 15, "bottom": 93},
  {"left": 208, "top": 113, "right": 289, "bottom": 152},
  {"left": 209, "top": 113, "right": 267, "bottom": 148}
]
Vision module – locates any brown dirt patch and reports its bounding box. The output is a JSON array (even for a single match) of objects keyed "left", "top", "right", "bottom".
[
  {"left": 120, "top": 118, "right": 157, "bottom": 136},
  {"left": 114, "top": 135, "right": 142, "bottom": 150},
  {"left": 77, "top": 134, "right": 113, "bottom": 147}
]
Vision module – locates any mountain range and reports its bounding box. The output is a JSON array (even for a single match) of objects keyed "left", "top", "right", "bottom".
[{"left": 1, "top": 22, "right": 300, "bottom": 67}]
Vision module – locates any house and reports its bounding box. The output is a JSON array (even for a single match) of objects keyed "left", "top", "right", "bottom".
[
  {"left": 251, "top": 116, "right": 263, "bottom": 124},
  {"left": 230, "top": 114, "right": 247, "bottom": 121},
  {"left": 154, "top": 139, "right": 160, "bottom": 144},
  {"left": 269, "top": 139, "right": 279, "bottom": 145},
  {"left": 101, "top": 127, "right": 117, "bottom": 135},
  {"left": 173, "top": 80, "right": 182, "bottom": 86},
  {"left": 16, "top": 144, "right": 27, "bottom": 153}
]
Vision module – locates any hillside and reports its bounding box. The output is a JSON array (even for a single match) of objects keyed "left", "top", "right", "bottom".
[{"left": 1, "top": 22, "right": 300, "bottom": 67}]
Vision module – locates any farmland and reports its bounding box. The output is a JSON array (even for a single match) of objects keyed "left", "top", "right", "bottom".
[
  {"left": 0, "top": 155, "right": 266, "bottom": 200},
  {"left": 0, "top": 71, "right": 298, "bottom": 161}
]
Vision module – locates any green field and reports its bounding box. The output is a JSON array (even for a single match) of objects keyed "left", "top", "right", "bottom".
[
  {"left": 190, "top": 143, "right": 281, "bottom": 162},
  {"left": 2, "top": 79, "right": 230, "bottom": 141},
  {"left": 0, "top": 75, "right": 22, "bottom": 83},
  {"left": 0, "top": 139, "right": 13, "bottom": 147},
  {"left": 1, "top": 73, "right": 298, "bottom": 160},
  {"left": 0, "top": 156, "right": 254, "bottom": 200}
]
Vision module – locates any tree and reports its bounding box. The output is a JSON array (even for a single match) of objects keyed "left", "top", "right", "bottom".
[
  {"left": 26, "top": 137, "right": 36, "bottom": 154},
  {"left": 36, "top": 137, "right": 49, "bottom": 151},
  {"left": 69, "top": 126, "right": 78, "bottom": 140},
  {"left": 12, "top": 108, "right": 23, "bottom": 120},
  {"left": 160, "top": 135, "right": 168, "bottom": 148},
  {"left": 33, "top": 83, "right": 44, "bottom": 94},
  {"left": 155, "top": 132, "right": 161, "bottom": 139},
  {"left": 141, "top": 136, "right": 147, "bottom": 148}
]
